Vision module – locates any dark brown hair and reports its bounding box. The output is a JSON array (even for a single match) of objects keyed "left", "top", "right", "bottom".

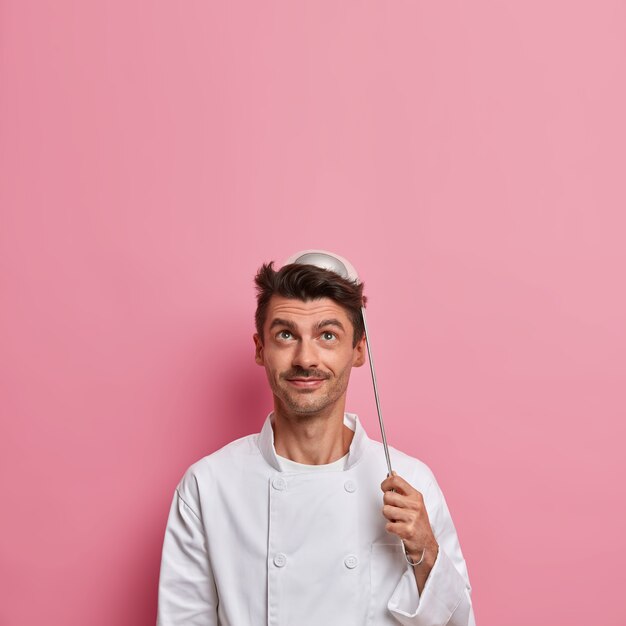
[{"left": 254, "top": 262, "right": 367, "bottom": 347}]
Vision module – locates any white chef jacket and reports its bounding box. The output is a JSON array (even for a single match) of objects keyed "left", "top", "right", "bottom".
[{"left": 156, "top": 413, "right": 475, "bottom": 626}]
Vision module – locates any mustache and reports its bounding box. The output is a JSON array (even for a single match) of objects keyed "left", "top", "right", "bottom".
[{"left": 281, "top": 368, "right": 330, "bottom": 380}]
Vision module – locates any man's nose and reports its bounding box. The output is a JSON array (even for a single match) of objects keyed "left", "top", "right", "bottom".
[{"left": 292, "top": 338, "right": 319, "bottom": 370}]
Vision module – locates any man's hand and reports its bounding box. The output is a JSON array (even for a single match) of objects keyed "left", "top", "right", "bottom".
[{"left": 380, "top": 472, "right": 439, "bottom": 593}]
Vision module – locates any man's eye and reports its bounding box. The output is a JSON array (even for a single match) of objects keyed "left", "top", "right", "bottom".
[
  {"left": 321, "top": 331, "right": 336, "bottom": 341},
  {"left": 277, "top": 330, "right": 293, "bottom": 340}
]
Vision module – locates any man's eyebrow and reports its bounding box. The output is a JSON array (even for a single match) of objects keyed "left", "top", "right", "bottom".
[
  {"left": 269, "top": 318, "right": 297, "bottom": 331},
  {"left": 316, "top": 319, "right": 346, "bottom": 332}
]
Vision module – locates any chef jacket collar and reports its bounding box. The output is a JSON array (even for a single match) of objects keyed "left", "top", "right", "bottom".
[{"left": 258, "top": 411, "right": 369, "bottom": 471}]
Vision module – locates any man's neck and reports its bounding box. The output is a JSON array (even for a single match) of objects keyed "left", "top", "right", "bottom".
[{"left": 272, "top": 405, "right": 355, "bottom": 465}]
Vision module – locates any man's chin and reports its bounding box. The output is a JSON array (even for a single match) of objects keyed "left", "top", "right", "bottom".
[
  {"left": 281, "top": 395, "right": 331, "bottom": 416},
  {"left": 288, "top": 401, "right": 326, "bottom": 415}
]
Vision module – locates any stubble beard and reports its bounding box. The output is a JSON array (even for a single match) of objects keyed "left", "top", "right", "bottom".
[{"left": 271, "top": 371, "right": 350, "bottom": 418}]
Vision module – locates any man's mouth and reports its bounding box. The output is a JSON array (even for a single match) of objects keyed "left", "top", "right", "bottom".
[{"left": 285, "top": 377, "right": 326, "bottom": 388}]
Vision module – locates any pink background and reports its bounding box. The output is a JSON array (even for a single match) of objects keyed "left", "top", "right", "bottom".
[{"left": 1, "top": 1, "right": 625, "bottom": 624}]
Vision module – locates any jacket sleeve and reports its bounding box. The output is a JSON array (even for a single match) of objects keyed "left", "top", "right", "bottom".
[
  {"left": 156, "top": 475, "right": 219, "bottom": 626},
  {"left": 386, "top": 472, "right": 475, "bottom": 626}
]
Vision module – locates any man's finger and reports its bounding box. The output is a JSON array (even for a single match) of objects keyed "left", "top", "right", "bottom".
[
  {"left": 382, "top": 504, "right": 412, "bottom": 523},
  {"left": 380, "top": 471, "right": 420, "bottom": 498},
  {"left": 383, "top": 490, "right": 420, "bottom": 510},
  {"left": 384, "top": 520, "right": 413, "bottom": 542}
]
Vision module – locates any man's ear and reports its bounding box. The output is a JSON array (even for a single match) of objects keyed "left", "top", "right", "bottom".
[
  {"left": 253, "top": 333, "right": 265, "bottom": 366},
  {"left": 353, "top": 334, "right": 367, "bottom": 367}
]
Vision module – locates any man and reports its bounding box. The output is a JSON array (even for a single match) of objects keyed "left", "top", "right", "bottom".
[{"left": 157, "top": 252, "right": 475, "bottom": 626}]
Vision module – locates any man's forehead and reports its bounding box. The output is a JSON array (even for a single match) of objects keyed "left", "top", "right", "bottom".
[{"left": 266, "top": 296, "right": 352, "bottom": 324}]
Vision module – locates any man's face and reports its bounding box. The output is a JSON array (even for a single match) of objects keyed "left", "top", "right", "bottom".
[{"left": 254, "top": 296, "right": 366, "bottom": 418}]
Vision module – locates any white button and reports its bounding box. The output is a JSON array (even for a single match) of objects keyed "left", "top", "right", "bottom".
[
  {"left": 274, "top": 553, "right": 287, "bottom": 567},
  {"left": 344, "top": 554, "right": 358, "bottom": 569},
  {"left": 272, "top": 477, "right": 287, "bottom": 491},
  {"left": 344, "top": 480, "right": 356, "bottom": 493}
]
